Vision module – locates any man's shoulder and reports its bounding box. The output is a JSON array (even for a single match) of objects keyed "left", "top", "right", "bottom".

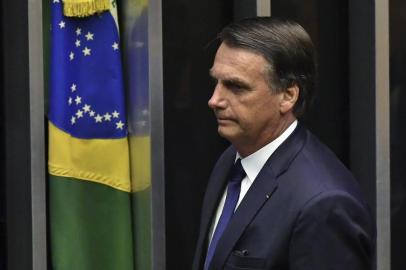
[
  {"left": 280, "top": 127, "right": 366, "bottom": 205},
  {"left": 299, "top": 129, "right": 353, "bottom": 182}
]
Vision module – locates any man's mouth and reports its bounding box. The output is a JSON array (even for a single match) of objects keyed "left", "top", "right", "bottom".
[{"left": 216, "top": 117, "right": 234, "bottom": 125}]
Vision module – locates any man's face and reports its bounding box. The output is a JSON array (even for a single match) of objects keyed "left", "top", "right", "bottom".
[{"left": 209, "top": 43, "right": 288, "bottom": 154}]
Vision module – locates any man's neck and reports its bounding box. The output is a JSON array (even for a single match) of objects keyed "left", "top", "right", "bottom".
[{"left": 236, "top": 115, "right": 297, "bottom": 158}]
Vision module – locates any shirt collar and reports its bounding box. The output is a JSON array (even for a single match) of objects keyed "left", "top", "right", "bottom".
[{"left": 236, "top": 120, "right": 298, "bottom": 183}]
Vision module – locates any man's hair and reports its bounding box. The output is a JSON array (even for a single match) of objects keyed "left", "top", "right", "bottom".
[{"left": 218, "top": 17, "right": 316, "bottom": 117}]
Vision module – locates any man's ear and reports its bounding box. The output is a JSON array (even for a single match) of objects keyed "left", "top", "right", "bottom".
[{"left": 280, "top": 84, "right": 299, "bottom": 114}]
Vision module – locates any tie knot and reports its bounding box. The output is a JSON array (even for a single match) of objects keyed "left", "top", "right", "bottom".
[{"left": 229, "top": 159, "right": 246, "bottom": 183}]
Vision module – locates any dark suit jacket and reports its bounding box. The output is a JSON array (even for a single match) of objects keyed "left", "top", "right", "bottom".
[{"left": 193, "top": 123, "right": 375, "bottom": 270}]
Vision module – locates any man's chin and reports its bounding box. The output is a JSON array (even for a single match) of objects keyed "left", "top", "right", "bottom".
[{"left": 217, "top": 126, "right": 237, "bottom": 141}]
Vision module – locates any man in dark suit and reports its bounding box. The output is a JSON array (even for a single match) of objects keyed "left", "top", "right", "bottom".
[{"left": 193, "top": 17, "right": 375, "bottom": 270}]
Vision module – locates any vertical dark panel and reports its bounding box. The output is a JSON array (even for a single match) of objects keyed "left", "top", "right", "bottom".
[
  {"left": 162, "top": 1, "right": 233, "bottom": 269},
  {"left": 0, "top": 2, "right": 5, "bottom": 269},
  {"left": 1, "top": 0, "right": 33, "bottom": 269},
  {"left": 233, "top": 0, "right": 256, "bottom": 21},
  {"left": 390, "top": 0, "right": 406, "bottom": 269},
  {"left": 313, "top": 0, "right": 349, "bottom": 165},
  {"left": 348, "top": 0, "right": 376, "bottom": 213}
]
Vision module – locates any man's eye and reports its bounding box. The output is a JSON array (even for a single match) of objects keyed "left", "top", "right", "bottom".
[{"left": 224, "top": 81, "right": 245, "bottom": 92}]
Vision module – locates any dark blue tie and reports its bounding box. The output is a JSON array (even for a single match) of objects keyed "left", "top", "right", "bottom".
[{"left": 204, "top": 159, "right": 246, "bottom": 270}]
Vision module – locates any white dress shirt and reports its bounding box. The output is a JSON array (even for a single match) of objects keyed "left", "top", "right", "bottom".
[{"left": 208, "top": 120, "right": 298, "bottom": 244}]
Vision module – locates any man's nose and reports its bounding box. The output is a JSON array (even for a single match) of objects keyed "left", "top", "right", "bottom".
[{"left": 208, "top": 84, "right": 226, "bottom": 109}]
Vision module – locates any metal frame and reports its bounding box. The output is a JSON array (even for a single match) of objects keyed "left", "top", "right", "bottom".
[
  {"left": 257, "top": 0, "right": 271, "bottom": 16},
  {"left": 149, "top": 0, "right": 166, "bottom": 269},
  {"left": 28, "top": 0, "right": 47, "bottom": 268},
  {"left": 375, "top": 0, "right": 390, "bottom": 269},
  {"left": 349, "top": 0, "right": 391, "bottom": 268}
]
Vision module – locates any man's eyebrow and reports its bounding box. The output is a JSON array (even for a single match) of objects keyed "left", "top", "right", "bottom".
[
  {"left": 208, "top": 69, "right": 252, "bottom": 89},
  {"left": 223, "top": 78, "right": 251, "bottom": 88},
  {"left": 209, "top": 69, "right": 247, "bottom": 83}
]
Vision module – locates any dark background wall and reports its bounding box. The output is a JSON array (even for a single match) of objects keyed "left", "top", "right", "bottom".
[
  {"left": 0, "top": 2, "right": 5, "bottom": 268},
  {"left": 1, "top": 0, "right": 33, "bottom": 269},
  {"left": 162, "top": 1, "right": 233, "bottom": 269},
  {"left": 390, "top": 0, "right": 406, "bottom": 268}
]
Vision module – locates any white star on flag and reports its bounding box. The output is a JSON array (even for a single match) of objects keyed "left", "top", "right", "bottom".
[
  {"left": 85, "top": 32, "right": 94, "bottom": 41},
  {"left": 76, "top": 28, "right": 81, "bottom": 36},
  {"left": 53, "top": 0, "right": 60, "bottom": 3},
  {"left": 83, "top": 104, "right": 91, "bottom": 112},
  {"left": 89, "top": 111, "right": 95, "bottom": 117},
  {"left": 71, "top": 116, "right": 76, "bottom": 125},
  {"left": 75, "top": 39, "right": 81, "bottom": 47},
  {"left": 104, "top": 113, "right": 112, "bottom": 121},
  {"left": 71, "top": 83, "right": 77, "bottom": 92},
  {"left": 95, "top": 114, "right": 103, "bottom": 123},
  {"left": 116, "top": 121, "right": 124, "bottom": 130},
  {"left": 76, "top": 110, "right": 84, "bottom": 118},
  {"left": 59, "top": 21, "right": 65, "bottom": 29},
  {"left": 112, "top": 110, "right": 120, "bottom": 118},
  {"left": 69, "top": 51, "right": 74, "bottom": 61},
  {"left": 68, "top": 97, "right": 72, "bottom": 105},
  {"left": 112, "top": 42, "right": 119, "bottom": 50},
  {"left": 82, "top": 47, "right": 91, "bottom": 56},
  {"left": 75, "top": 96, "right": 82, "bottom": 105}
]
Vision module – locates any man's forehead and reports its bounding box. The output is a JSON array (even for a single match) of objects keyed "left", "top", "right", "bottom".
[{"left": 209, "top": 45, "right": 268, "bottom": 81}]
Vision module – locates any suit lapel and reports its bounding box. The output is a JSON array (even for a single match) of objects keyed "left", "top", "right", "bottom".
[
  {"left": 193, "top": 146, "right": 236, "bottom": 270},
  {"left": 209, "top": 123, "right": 308, "bottom": 270},
  {"left": 208, "top": 163, "right": 278, "bottom": 270}
]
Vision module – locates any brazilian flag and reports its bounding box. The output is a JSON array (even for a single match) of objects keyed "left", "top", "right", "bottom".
[{"left": 48, "top": 1, "right": 134, "bottom": 269}]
